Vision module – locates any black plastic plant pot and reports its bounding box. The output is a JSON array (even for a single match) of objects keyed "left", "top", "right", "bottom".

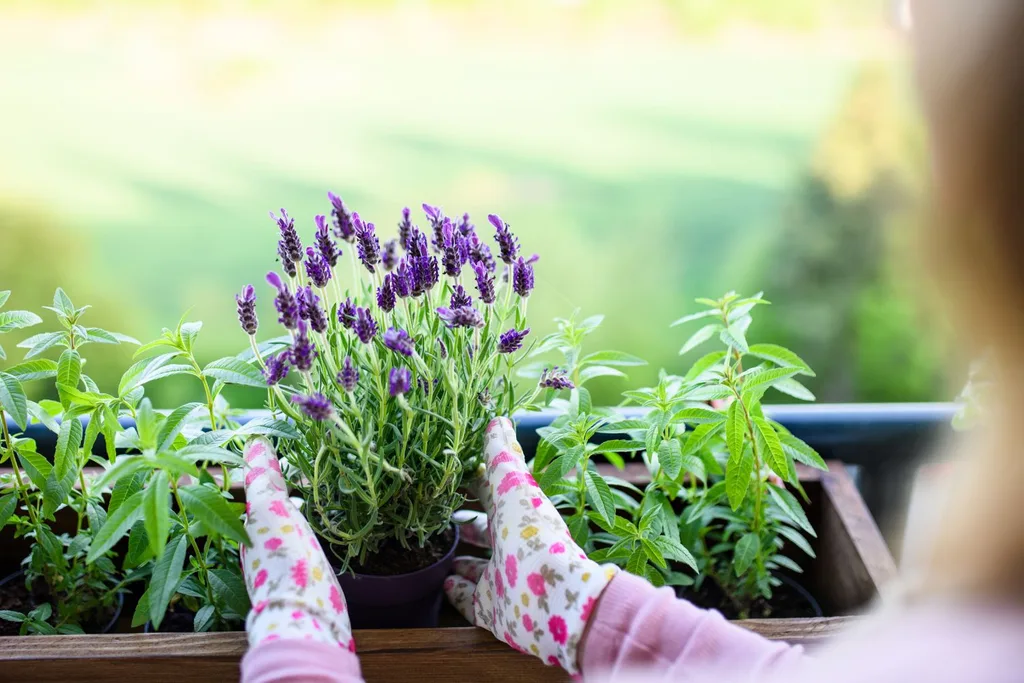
[
  {"left": 337, "top": 526, "right": 460, "bottom": 630},
  {"left": 0, "top": 570, "right": 124, "bottom": 635}
]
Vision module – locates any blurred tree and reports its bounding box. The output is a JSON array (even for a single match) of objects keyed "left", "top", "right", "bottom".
[{"left": 757, "top": 62, "right": 947, "bottom": 402}]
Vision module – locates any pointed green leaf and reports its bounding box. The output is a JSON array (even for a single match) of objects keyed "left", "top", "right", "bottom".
[
  {"left": 670, "top": 309, "right": 718, "bottom": 327},
  {"left": 235, "top": 417, "right": 301, "bottom": 439},
  {"left": 672, "top": 407, "right": 727, "bottom": 425},
  {"left": 733, "top": 533, "right": 759, "bottom": 576},
  {"left": 149, "top": 534, "right": 188, "bottom": 630},
  {"left": 779, "top": 433, "right": 828, "bottom": 471},
  {"left": 746, "top": 344, "right": 815, "bottom": 376},
  {"left": 52, "top": 288, "right": 75, "bottom": 317},
  {"left": 17, "top": 331, "right": 65, "bottom": 359},
  {"left": 0, "top": 291, "right": 9, "bottom": 308},
  {"left": 179, "top": 485, "right": 249, "bottom": 545},
  {"left": 202, "top": 357, "right": 266, "bottom": 389},
  {"left": 119, "top": 354, "right": 193, "bottom": 397},
  {"left": 769, "top": 484, "right": 815, "bottom": 536},
  {"left": 754, "top": 417, "right": 789, "bottom": 480},
  {"left": 143, "top": 472, "right": 171, "bottom": 559},
  {"left": 0, "top": 372, "right": 28, "bottom": 431},
  {"left": 94, "top": 456, "right": 154, "bottom": 490},
  {"left": 720, "top": 324, "right": 749, "bottom": 353},
  {"left": 777, "top": 525, "right": 815, "bottom": 558},
  {"left": 741, "top": 367, "right": 799, "bottom": 393},
  {"left": 4, "top": 359, "right": 58, "bottom": 382},
  {"left": 0, "top": 310, "right": 43, "bottom": 334},
  {"left": 0, "top": 493, "right": 18, "bottom": 532},
  {"left": 53, "top": 415, "right": 83, "bottom": 483},
  {"left": 16, "top": 448, "right": 51, "bottom": 490},
  {"left": 173, "top": 445, "right": 245, "bottom": 468},
  {"left": 726, "top": 444, "right": 754, "bottom": 510},
  {"left": 156, "top": 402, "right": 203, "bottom": 452},
  {"left": 658, "top": 438, "right": 683, "bottom": 480},
  {"left": 679, "top": 324, "right": 719, "bottom": 355},
  {"left": 136, "top": 400, "right": 158, "bottom": 451},
  {"left": 56, "top": 349, "right": 82, "bottom": 409},
  {"left": 626, "top": 548, "right": 647, "bottom": 576},
  {"left": 653, "top": 535, "right": 698, "bottom": 572},
  {"left": 109, "top": 470, "right": 148, "bottom": 516},
  {"left": 209, "top": 568, "right": 251, "bottom": 618},
  {"left": 584, "top": 468, "right": 616, "bottom": 528},
  {"left": 590, "top": 439, "right": 646, "bottom": 455},
  {"left": 773, "top": 377, "right": 816, "bottom": 401},
  {"left": 726, "top": 399, "right": 744, "bottom": 464},
  {"left": 580, "top": 350, "right": 647, "bottom": 367},
  {"left": 683, "top": 421, "right": 725, "bottom": 455},
  {"left": 88, "top": 489, "right": 145, "bottom": 561}
]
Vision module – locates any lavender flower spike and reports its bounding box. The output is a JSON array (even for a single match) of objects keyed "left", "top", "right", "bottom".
[
  {"left": 539, "top": 367, "right": 574, "bottom": 391},
  {"left": 266, "top": 271, "right": 300, "bottom": 330},
  {"left": 263, "top": 351, "right": 290, "bottom": 385},
  {"left": 473, "top": 261, "right": 496, "bottom": 305},
  {"left": 393, "top": 261, "right": 413, "bottom": 299},
  {"left": 450, "top": 285, "right": 472, "bottom": 309},
  {"left": 328, "top": 191, "right": 356, "bottom": 242},
  {"left": 314, "top": 214, "right": 341, "bottom": 268},
  {"left": 304, "top": 246, "right": 332, "bottom": 288},
  {"left": 338, "top": 297, "right": 357, "bottom": 329},
  {"left": 498, "top": 327, "right": 530, "bottom": 354},
  {"left": 354, "top": 307, "right": 378, "bottom": 344},
  {"left": 235, "top": 285, "right": 258, "bottom": 335},
  {"left": 382, "top": 239, "right": 399, "bottom": 271},
  {"left": 377, "top": 274, "right": 396, "bottom": 312},
  {"left": 513, "top": 256, "right": 535, "bottom": 298},
  {"left": 353, "top": 213, "right": 381, "bottom": 273},
  {"left": 389, "top": 367, "right": 412, "bottom": 397},
  {"left": 436, "top": 305, "right": 484, "bottom": 329},
  {"left": 290, "top": 321, "right": 318, "bottom": 372},
  {"left": 273, "top": 208, "right": 304, "bottom": 277},
  {"left": 292, "top": 393, "right": 334, "bottom": 421},
  {"left": 398, "top": 207, "right": 414, "bottom": 251},
  {"left": 297, "top": 286, "right": 328, "bottom": 333},
  {"left": 384, "top": 327, "right": 415, "bottom": 357},
  {"left": 489, "top": 213, "right": 519, "bottom": 264},
  {"left": 338, "top": 356, "right": 359, "bottom": 393}
]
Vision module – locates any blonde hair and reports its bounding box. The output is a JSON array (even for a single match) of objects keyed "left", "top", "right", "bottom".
[{"left": 911, "top": 0, "right": 1024, "bottom": 602}]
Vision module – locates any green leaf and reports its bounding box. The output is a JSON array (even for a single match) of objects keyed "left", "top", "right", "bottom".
[
  {"left": 683, "top": 351, "right": 727, "bottom": 382},
  {"left": 670, "top": 309, "right": 718, "bottom": 327},
  {"left": 17, "top": 331, "right": 65, "bottom": 359},
  {"left": 0, "top": 291, "right": 8, "bottom": 308},
  {"left": 180, "top": 321, "right": 203, "bottom": 353},
  {"left": 719, "top": 324, "right": 749, "bottom": 353},
  {"left": 119, "top": 354, "right": 193, "bottom": 397},
  {"left": 4, "top": 359, "right": 58, "bottom": 382},
  {"left": 726, "top": 444, "right": 754, "bottom": 510},
  {"left": 88, "top": 489, "right": 145, "bottom": 562},
  {"left": 772, "top": 377, "right": 815, "bottom": 401},
  {"left": 754, "top": 417, "right": 789, "bottom": 480},
  {"left": 580, "top": 350, "right": 647, "bottom": 367},
  {"left": 741, "top": 367, "right": 799, "bottom": 393},
  {"left": 179, "top": 485, "right": 249, "bottom": 545},
  {"left": 590, "top": 439, "right": 645, "bottom": 454},
  {"left": 148, "top": 534, "right": 188, "bottom": 630},
  {"left": 672, "top": 407, "right": 727, "bottom": 425},
  {"left": 770, "top": 554, "right": 804, "bottom": 574},
  {"left": 0, "top": 493, "right": 18, "bottom": 532},
  {"left": 779, "top": 433, "right": 828, "bottom": 471},
  {"left": 173, "top": 445, "right": 245, "bottom": 468},
  {"left": 148, "top": 452, "right": 201, "bottom": 478},
  {"left": 777, "top": 525, "right": 815, "bottom": 558},
  {"left": 769, "top": 485, "right": 816, "bottom": 537},
  {"left": 0, "top": 610, "right": 26, "bottom": 623},
  {"left": 726, "top": 399, "right": 744, "bottom": 463},
  {"left": 54, "top": 415, "right": 83, "bottom": 483},
  {"left": 101, "top": 404, "right": 120, "bottom": 460},
  {"left": 0, "top": 372, "right": 28, "bottom": 430},
  {"left": 131, "top": 589, "right": 151, "bottom": 628},
  {"left": 156, "top": 402, "right": 203, "bottom": 452},
  {"left": 679, "top": 453, "right": 706, "bottom": 482},
  {"left": 683, "top": 421, "right": 725, "bottom": 455},
  {"left": 746, "top": 344, "right": 815, "bottom": 376},
  {"left": 95, "top": 456, "right": 154, "bottom": 490},
  {"left": 0, "top": 310, "right": 43, "bottom": 334},
  {"left": 136, "top": 399, "right": 158, "bottom": 451},
  {"left": 584, "top": 469, "right": 616, "bottom": 528},
  {"left": 658, "top": 438, "right": 682, "bottom": 480},
  {"left": 209, "top": 569, "right": 251, "bottom": 618},
  {"left": 597, "top": 419, "right": 649, "bottom": 434},
  {"left": 144, "top": 472, "right": 171, "bottom": 559},
  {"left": 734, "top": 533, "right": 759, "bottom": 576},
  {"left": 109, "top": 470, "right": 147, "bottom": 515},
  {"left": 235, "top": 417, "right": 301, "bottom": 439},
  {"left": 626, "top": 548, "right": 647, "bottom": 576},
  {"left": 193, "top": 604, "right": 216, "bottom": 633},
  {"left": 679, "top": 323, "right": 719, "bottom": 355},
  {"left": 681, "top": 383, "right": 733, "bottom": 401},
  {"left": 578, "top": 366, "right": 627, "bottom": 383},
  {"left": 641, "top": 538, "right": 667, "bottom": 569},
  {"left": 565, "top": 513, "right": 590, "bottom": 547},
  {"left": 125, "top": 520, "right": 154, "bottom": 569},
  {"left": 17, "top": 449, "right": 52, "bottom": 489},
  {"left": 202, "top": 357, "right": 266, "bottom": 389},
  {"left": 653, "top": 536, "right": 698, "bottom": 572},
  {"left": 52, "top": 288, "right": 75, "bottom": 317}
]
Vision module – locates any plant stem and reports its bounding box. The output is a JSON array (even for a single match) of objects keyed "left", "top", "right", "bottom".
[{"left": 171, "top": 482, "right": 217, "bottom": 611}]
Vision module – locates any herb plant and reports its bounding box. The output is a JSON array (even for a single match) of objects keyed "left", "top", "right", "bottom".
[{"left": 236, "top": 200, "right": 538, "bottom": 568}]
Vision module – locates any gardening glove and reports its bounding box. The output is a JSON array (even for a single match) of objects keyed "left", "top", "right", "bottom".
[
  {"left": 241, "top": 437, "right": 355, "bottom": 652},
  {"left": 444, "top": 417, "right": 619, "bottom": 675}
]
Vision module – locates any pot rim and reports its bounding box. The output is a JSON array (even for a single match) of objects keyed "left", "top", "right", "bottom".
[
  {"left": 0, "top": 568, "right": 125, "bottom": 634},
  {"left": 339, "top": 524, "right": 460, "bottom": 582}
]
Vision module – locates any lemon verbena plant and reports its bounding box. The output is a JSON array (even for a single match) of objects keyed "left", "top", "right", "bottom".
[{"left": 235, "top": 198, "right": 539, "bottom": 568}]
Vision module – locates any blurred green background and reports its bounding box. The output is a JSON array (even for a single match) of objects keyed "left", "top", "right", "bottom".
[{"left": 0, "top": 0, "right": 948, "bottom": 408}]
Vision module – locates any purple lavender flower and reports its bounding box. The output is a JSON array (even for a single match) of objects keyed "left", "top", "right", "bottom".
[
  {"left": 423, "top": 203, "right": 445, "bottom": 252},
  {"left": 468, "top": 234, "right": 495, "bottom": 272},
  {"left": 338, "top": 356, "right": 359, "bottom": 393},
  {"left": 408, "top": 230, "right": 430, "bottom": 259},
  {"left": 297, "top": 286, "right": 328, "bottom": 333},
  {"left": 498, "top": 327, "right": 531, "bottom": 354},
  {"left": 354, "top": 307, "right": 378, "bottom": 344},
  {"left": 273, "top": 209, "right": 303, "bottom": 277},
  {"left": 473, "top": 262, "right": 495, "bottom": 305},
  {"left": 383, "top": 327, "right": 415, "bottom": 357},
  {"left": 393, "top": 261, "right": 413, "bottom": 298},
  {"left": 398, "top": 207, "right": 414, "bottom": 251},
  {"left": 314, "top": 214, "right": 341, "bottom": 268},
  {"left": 263, "top": 351, "right": 290, "bottom": 385},
  {"left": 353, "top": 213, "right": 381, "bottom": 273},
  {"left": 457, "top": 213, "right": 474, "bottom": 237},
  {"left": 411, "top": 256, "right": 439, "bottom": 296},
  {"left": 513, "top": 257, "right": 535, "bottom": 298},
  {"left": 489, "top": 213, "right": 518, "bottom": 264},
  {"left": 382, "top": 239, "right": 399, "bottom": 271},
  {"left": 338, "top": 297, "right": 357, "bottom": 329},
  {"left": 450, "top": 285, "right": 472, "bottom": 309},
  {"left": 304, "top": 247, "right": 332, "bottom": 288},
  {"left": 377, "top": 274, "right": 396, "bottom": 313},
  {"left": 266, "top": 272, "right": 300, "bottom": 330},
  {"left": 440, "top": 218, "right": 466, "bottom": 278},
  {"left": 292, "top": 393, "right": 334, "bottom": 421},
  {"left": 389, "top": 367, "right": 412, "bottom": 397},
  {"left": 290, "top": 321, "right": 318, "bottom": 372},
  {"left": 235, "top": 285, "right": 258, "bottom": 335},
  {"left": 539, "top": 367, "right": 574, "bottom": 391},
  {"left": 436, "top": 306, "right": 484, "bottom": 329},
  {"left": 436, "top": 338, "right": 448, "bottom": 359},
  {"left": 328, "top": 191, "right": 355, "bottom": 242}
]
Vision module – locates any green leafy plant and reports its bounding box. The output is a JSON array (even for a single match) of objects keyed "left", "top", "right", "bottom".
[{"left": 0, "top": 288, "right": 136, "bottom": 633}]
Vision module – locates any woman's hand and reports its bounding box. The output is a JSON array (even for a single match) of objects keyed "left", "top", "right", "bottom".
[
  {"left": 241, "top": 437, "right": 354, "bottom": 651},
  {"left": 444, "top": 418, "right": 619, "bottom": 675}
]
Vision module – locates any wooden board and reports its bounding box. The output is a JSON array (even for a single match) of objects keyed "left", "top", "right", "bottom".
[{"left": 0, "top": 618, "right": 857, "bottom": 682}]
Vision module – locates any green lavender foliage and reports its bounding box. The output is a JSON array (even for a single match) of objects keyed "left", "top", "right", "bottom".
[{"left": 531, "top": 294, "right": 827, "bottom": 616}]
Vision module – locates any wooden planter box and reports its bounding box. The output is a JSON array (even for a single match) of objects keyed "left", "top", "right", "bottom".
[{"left": 0, "top": 462, "right": 895, "bottom": 682}]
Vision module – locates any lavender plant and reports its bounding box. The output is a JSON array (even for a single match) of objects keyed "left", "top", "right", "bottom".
[{"left": 237, "top": 199, "right": 538, "bottom": 568}]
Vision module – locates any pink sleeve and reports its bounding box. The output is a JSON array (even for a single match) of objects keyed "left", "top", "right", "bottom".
[
  {"left": 581, "top": 572, "right": 806, "bottom": 680},
  {"left": 242, "top": 638, "right": 364, "bottom": 683}
]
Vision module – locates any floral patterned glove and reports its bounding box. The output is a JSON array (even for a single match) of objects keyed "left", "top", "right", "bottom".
[
  {"left": 444, "top": 417, "right": 618, "bottom": 674},
  {"left": 241, "top": 437, "right": 355, "bottom": 651}
]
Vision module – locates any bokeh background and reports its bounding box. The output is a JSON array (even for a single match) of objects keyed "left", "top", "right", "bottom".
[{"left": 0, "top": 0, "right": 949, "bottom": 408}]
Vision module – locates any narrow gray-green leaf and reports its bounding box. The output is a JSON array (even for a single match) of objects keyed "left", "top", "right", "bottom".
[
  {"left": 773, "top": 377, "right": 816, "bottom": 402},
  {"left": 672, "top": 407, "right": 727, "bottom": 425},
  {"left": 148, "top": 534, "right": 188, "bottom": 630},
  {"left": 4, "top": 359, "right": 58, "bottom": 382},
  {"left": 0, "top": 310, "right": 43, "bottom": 334},
  {"left": 143, "top": 472, "right": 171, "bottom": 559},
  {"left": 746, "top": 344, "right": 815, "bottom": 376},
  {"left": 0, "top": 372, "right": 28, "bottom": 430},
  {"left": 753, "top": 417, "right": 789, "bottom": 480},
  {"left": 54, "top": 415, "right": 83, "bottom": 482},
  {"left": 679, "top": 323, "right": 719, "bottom": 355},
  {"left": 17, "top": 331, "right": 65, "bottom": 359},
  {"left": 584, "top": 469, "right": 616, "bottom": 528},
  {"left": 769, "top": 485, "right": 816, "bottom": 536}
]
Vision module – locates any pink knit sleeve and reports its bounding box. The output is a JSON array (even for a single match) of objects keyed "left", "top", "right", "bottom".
[
  {"left": 580, "top": 572, "right": 807, "bottom": 680},
  {"left": 241, "top": 638, "right": 364, "bottom": 683}
]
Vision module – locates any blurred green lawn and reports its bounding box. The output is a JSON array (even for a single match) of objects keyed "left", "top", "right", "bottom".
[{"left": 0, "top": 6, "right": 861, "bottom": 405}]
